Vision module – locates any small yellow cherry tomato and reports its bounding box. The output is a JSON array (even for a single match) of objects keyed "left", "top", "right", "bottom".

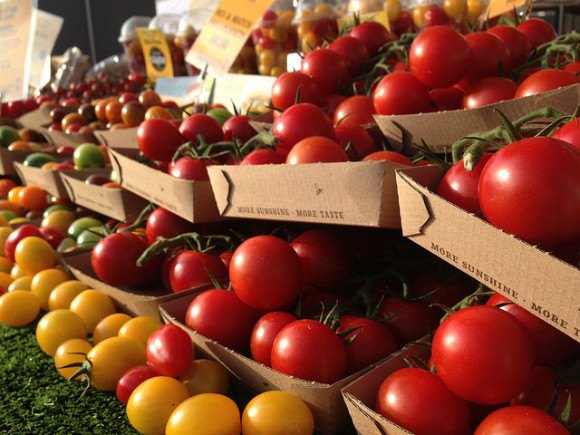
[
  {"left": 385, "top": 0, "right": 403, "bottom": 21},
  {"left": 15, "top": 236, "right": 56, "bottom": 275},
  {"left": 69, "top": 289, "right": 116, "bottom": 334},
  {"left": 30, "top": 267, "right": 70, "bottom": 311},
  {"left": 7, "top": 275, "right": 32, "bottom": 292},
  {"left": 117, "top": 316, "right": 162, "bottom": 346},
  {"left": 36, "top": 309, "right": 87, "bottom": 356},
  {"left": 48, "top": 280, "right": 89, "bottom": 311},
  {"left": 444, "top": 0, "right": 467, "bottom": 20},
  {"left": 54, "top": 338, "right": 93, "bottom": 380},
  {"left": 179, "top": 359, "right": 229, "bottom": 396},
  {"left": 93, "top": 312, "right": 132, "bottom": 344},
  {"left": 0, "top": 290, "right": 40, "bottom": 327},
  {"left": 0, "top": 271, "right": 13, "bottom": 293}
]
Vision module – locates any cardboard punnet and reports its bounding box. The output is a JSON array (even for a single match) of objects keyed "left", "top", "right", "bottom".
[
  {"left": 40, "top": 126, "right": 97, "bottom": 147},
  {"left": 14, "top": 162, "right": 109, "bottom": 199},
  {"left": 158, "top": 293, "right": 370, "bottom": 435},
  {"left": 16, "top": 105, "right": 52, "bottom": 130},
  {"left": 375, "top": 84, "right": 580, "bottom": 153},
  {"left": 207, "top": 161, "right": 442, "bottom": 228},
  {"left": 107, "top": 147, "right": 221, "bottom": 224},
  {"left": 341, "top": 343, "right": 430, "bottom": 435},
  {"left": 94, "top": 128, "right": 139, "bottom": 149},
  {"left": 59, "top": 171, "right": 149, "bottom": 222},
  {"left": 395, "top": 166, "right": 580, "bottom": 342},
  {"left": 60, "top": 250, "right": 202, "bottom": 320},
  {"left": 0, "top": 149, "right": 35, "bottom": 176}
]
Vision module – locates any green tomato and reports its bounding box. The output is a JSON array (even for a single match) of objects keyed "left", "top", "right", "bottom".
[
  {"left": 24, "top": 152, "right": 56, "bottom": 168},
  {"left": 43, "top": 203, "right": 74, "bottom": 218},
  {"left": 0, "top": 125, "right": 21, "bottom": 148},
  {"left": 206, "top": 108, "right": 233, "bottom": 126},
  {"left": 0, "top": 210, "right": 19, "bottom": 222},
  {"left": 57, "top": 237, "right": 77, "bottom": 253},
  {"left": 67, "top": 216, "right": 104, "bottom": 240},
  {"left": 73, "top": 143, "right": 106, "bottom": 169},
  {"left": 76, "top": 226, "right": 107, "bottom": 250}
]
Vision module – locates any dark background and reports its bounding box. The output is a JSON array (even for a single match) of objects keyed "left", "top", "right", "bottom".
[{"left": 38, "top": 0, "right": 156, "bottom": 63}]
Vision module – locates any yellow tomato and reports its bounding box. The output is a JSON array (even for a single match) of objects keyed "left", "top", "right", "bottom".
[
  {"left": 242, "top": 391, "right": 315, "bottom": 435},
  {"left": 118, "top": 316, "right": 162, "bottom": 346},
  {"left": 7, "top": 186, "right": 24, "bottom": 205},
  {"left": 7, "top": 275, "right": 32, "bottom": 292},
  {"left": 0, "top": 256, "right": 13, "bottom": 273},
  {"left": 166, "top": 393, "right": 240, "bottom": 435},
  {"left": 88, "top": 336, "right": 146, "bottom": 391},
  {"left": 35, "top": 309, "right": 87, "bottom": 356},
  {"left": 444, "top": 0, "right": 467, "bottom": 20},
  {"left": 41, "top": 209, "right": 76, "bottom": 233},
  {"left": 69, "top": 289, "right": 116, "bottom": 334},
  {"left": 179, "top": 359, "right": 229, "bottom": 396},
  {"left": 412, "top": 4, "right": 429, "bottom": 28},
  {"left": 53, "top": 338, "right": 93, "bottom": 380},
  {"left": 0, "top": 271, "right": 13, "bottom": 293},
  {"left": 48, "top": 280, "right": 89, "bottom": 311},
  {"left": 10, "top": 264, "right": 26, "bottom": 279},
  {"left": 385, "top": 0, "right": 403, "bottom": 21},
  {"left": 0, "top": 214, "right": 8, "bottom": 227},
  {"left": 466, "top": 0, "right": 485, "bottom": 23},
  {"left": 30, "top": 267, "right": 70, "bottom": 311},
  {"left": 0, "top": 290, "right": 40, "bottom": 327},
  {"left": 15, "top": 236, "right": 56, "bottom": 275},
  {"left": 93, "top": 312, "right": 132, "bottom": 344},
  {"left": 128, "top": 376, "right": 190, "bottom": 435},
  {"left": 0, "top": 226, "right": 13, "bottom": 255}
]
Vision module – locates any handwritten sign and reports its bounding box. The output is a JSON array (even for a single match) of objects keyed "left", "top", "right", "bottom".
[
  {"left": 29, "top": 9, "right": 63, "bottom": 88},
  {"left": 186, "top": 0, "right": 274, "bottom": 77},
  {"left": 135, "top": 27, "right": 174, "bottom": 83}
]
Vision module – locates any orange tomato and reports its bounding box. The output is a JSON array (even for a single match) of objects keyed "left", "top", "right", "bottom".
[{"left": 18, "top": 185, "right": 47, "bottom": 211}]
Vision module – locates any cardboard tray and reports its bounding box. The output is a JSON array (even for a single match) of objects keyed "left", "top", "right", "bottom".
[
  {"left": 395, "top": 166, "right": 580, "bottom": 342},
  {"left": 107, "top": 147, "right": 221, "bottom": 224},
  {"left": 94, "top": 128, "right": 138, "bottom": 149},
  {"left": 341, "top": 343, "right": 430, "bottom": 435},
  {"left": 158, "top": 293, "right": 371, "bottom": 435},
  {"left": 0, "top": 149, "right": 36, "bottom": 176},
  {"left": 375, "top": 84, "right": 580, "bottom": 153},
  {"left": 207, "top": 161, "right": 441, "bottom": 228},
  {"left": 60, "top": 250, "right": 202, "bottom": 321},
  {"left": 59, "top": 171, "right": 149, "bottom": 222},
  {"left": 16, "top": 105, "right": 52, "bottom": 130}
]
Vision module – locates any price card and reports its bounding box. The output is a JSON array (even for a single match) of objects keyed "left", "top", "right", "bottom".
[
  {"left": 186, "top": 0, "right": 274, "bottom": 77},
  {"left": 29, "top": 9, "right": 63, "bottom": 88},
  {"left": 135, "top": 27, "right": 174, "bottom": 83},
  {"left": 0, "top": 0, "right": 34, "bottom": 101},
  {"left": 486, "top": 0, "right": 528, "bottom": 19}
]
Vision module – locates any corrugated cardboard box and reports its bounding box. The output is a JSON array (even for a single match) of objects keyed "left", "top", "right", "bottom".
[
  {"left": 107, "top": 147, "right": 221, "bottom": 224},
  {"left": 14, "top": 162, "right": 109, "bottom": 199},
  {"left": 94, "top": 128, "right": 138, "bottom": 149},
  {"left": 59, "top": 171, "right": 149, "bottom": 222},
  {"left": 207, "top": 162, "right": 441, "bottom": 228},
  {"left": 60, "top": 250, "right": 201, "bottom": 321},
  {"left": 375, "top": 84, "right": 580, "bottom": 153},
  {"left": 341, "top": 343, "right": 430, "bottom": 435},
  {"left": 158, "top": 293, "right": 371, "bottom": 435},
  {"left": 395, "top": 166, "right": 580, "bottom": 342}
]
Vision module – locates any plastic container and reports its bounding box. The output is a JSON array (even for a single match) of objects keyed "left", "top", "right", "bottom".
[
  {"left": 148, "top": 14, "right": 188, "bottom": 76},
  {"left": 295, "top": 0, "right": 341, "bottom": 53},
  {"left": 174, "top": 15, "right": 199, "bottom": 76},
  {"left": 118, "top": 16, "right": 151, "bottom": 75}
]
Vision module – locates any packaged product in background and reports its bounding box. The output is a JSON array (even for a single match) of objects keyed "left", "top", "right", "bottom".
[
  {"left": 148, "top": 14, "right": 188, "bottom": 76},
  {"left": 118, "top": 16, "right": 152, "bottom": 76},
  {"left": 294, "top": 0, "right": 342, "bottom": 53}
]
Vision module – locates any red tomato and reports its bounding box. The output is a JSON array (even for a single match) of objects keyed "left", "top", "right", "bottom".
[
  {"left": 169, "top": 250, "right": 228, "bottom": 293},
  {"left": 271, "top": 319, "right": 347, "bottom": 383},
  {"left": 478, "top": 137, "right": 580, "bottom": 246},
  {"left": 372, "top": 72, "right": 433, "bottom": 115},
  {"left": 327, "top": 36, "right": 370, "bottom": 75},
  {"left": 429, "top": 86, "right": 465, "bottom": 111},
  {"left": 286, "top": 136, "right": 349, "bottom": 164},
  {"left": 510, "top": 365, "right": 557, "bottom": 410},
  {"left": 552, "top": 117, "right": 580, "bottom": 150},
  {"left": 179, "top": 114, "right": 224, "bottom": 145},
  {"left": 290, "top": 229, "right": 355, "bottom": 292},
  {"left": 301, "top": 49, "right": 350, "bottom": 95},
  {"left": 376, "top": 368, "right": 472, "bottom": 435},
  {"left": 137, "top": 118, "right": 185, "bottom": 162},
  {"left": 240, "top": 149, "right": 285, "bottom": 165},
  {"left": 169, "top": 157, "right": 214, "bottom": 181},
  {"left": 116, "top": 365, "right": 158, "bottom": 405},
  {"left": 487, "top": 25, "right": 532, "bottom": 70},
  {"left": 271, "top": 72, "right": 322, "bottom": 110},
  {"left": 230, "top": 235, "right": 302, "bottom": 311},
  {"left": 423, "top": 4, "right": 450, "bottom": 27},
  {"left": 409, "top": 26, "right": 471, "bottom": 88},
  {"left": 457, "top": 32, "right": 510, "bottom": 89},
  {"left": 146, "top": 324, "right": 194, "bottom": 377},
  {"left": 362, "top": 150, "right": 413, "bottom": 166},
  {"left": 515, "top": 69, "right": 578, "bottom": 99},
  {"left": 222, "top": 115, "right": 256, "bottom": 143},
  {"left": 378, "top": 297, "right": 440, "bottom": 345},
  {"left": 436, "top": 153, "right": 492, "bottom": 214},
  {"left": 334, "top": 124, "right": 378, "bottom": 160},
  {"left": 146, "top": 207, "right": 197, "bottom": 244},
  {"left": 250, "top": 311, "right": 296, "bottom": 366},
  {"left": 333, "top": 95, "right": 376, "bottom": 127},
  {"left": 432, "top": 305, "right": 534, "bottom": 405},
  {"left": 564, "top": 61, "right": 580, "bottom": 75},
  {"left": 462, "top": 77, "right": 518, "bottom": 109},
  {"left": 349, "top": 21, "right": 393, "bottom": 55},
  {"left": 185, "top": 289, "right": 259, "bottom": 353},
  {"left": 272, "top": 103, "right": 334, "bottom": 149},
  {"left": 39, "top": 227, "right": 67, "bottom": 250},
  {"left": 486, "top": 293, "right": 579, "bottom": 365},
  {"left": 474, "top": 406, "right": 569, "bottom": 434},
  {"left": 516, "top": 18, "right": 557, "bottom": 49},
  {"left": 337, "top": 315, "right": 398, "bottom": 375}
]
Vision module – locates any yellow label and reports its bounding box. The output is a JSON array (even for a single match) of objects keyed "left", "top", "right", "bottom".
[
  {"left": 338, "top": 10, "right": 391, "bottom": 33},
  {"left": 135, "top": 28, "right": 174, "bottom": 83},
  {"left": 186, "top": 0, "right": 274, "bottom": 77},
  {"left": 486, "top": 0, "right": 527, "bottom": 19}
]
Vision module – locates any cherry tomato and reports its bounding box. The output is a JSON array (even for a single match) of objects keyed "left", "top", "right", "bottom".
[
  {"left": 36, "top": 309, "right": 88, "bottom": 356},
  {"left": 378, "top": 297, "right": 440, "bottom": 345},
  {"left": 362, "top": 150, "right": 413, "bottom": 165},
  {"left": 168, "top": 250, "right": 227, "bottom": 293},
  {"left": 350, "top": 21, "right": 393, "bottom": 55},
  {"left": 552, "top": 116, "right": 580, "bottom": 150},
  {"left": 327, "top": 36, "right": 370, "bottom": 75},
  {"left": 240, "top": 148, "right": 285, "bottom": 165},
  {"left": 69, "top": 289, "right": 116, "bottom": 334},
  {"left": 334, "top": 124, "right": 378, "bottom": 160},
  {"left": 222, "top": 115, "right": 256, "bottom": 143},
  {"left": 116, "top": 364, "right": 158, "bottom": 405},
  {"left": 429, "top": 86, "right": 465, "bottom": 111},
  {"left": 516, "top": 18, "right": 557, "bottom": 49},
  {"left": 169, "top": 157, "right": 215, "bottom": 181},
  {"left": 179, "top": 114, "right": 224, "bottom": 145},
  {"left": 301, "top": 48, "right": 350, "bottom": 95},
  {"left": 137, "top": 118, "right": 185, "bottom": 162},
  {"left": 376, "top": 368, "right": 472, "bottom": 435},
  {"left": 511, "top": 365, "right": 557, "bottom": 410},
  {"left": 286, "top": 136, "right": 349, "bottom": 164},
  {"left": 53, "top": 338, "right": 93, "bottom": 380},
  {"left": 145, "top": 207, "right": 197, "bottom": 244},
  {"left": 272, "top": 103, "right": 334, "bottom": 149},
  {"left": 15, "top": 236, "right": 56, "bottom": 275},
  {"left": 271, "top": 72, "right": 322, "bottom": 110},
  {"left": 250, "top": 311, "right": 297, "bottom": 366},
  {"left": 333, "top": 95, "right": 376, "bottom": 127},
  {"left": 457, "top": 31, "right": 510, "bottom": 88},
  {"left": 48, "top": 280, "right": 89, "bottom": 311},
  {"left": 118, "top": 316, "right": 163, "bottom": 346},
  {"left": 4, "top": 224, "right": 42, "bottom": 262},
  {"left": 0, "top": 290, "right": 40, "bottom": 327},
  {"left": 372, "top": 72, "right": 432, "bottom": 115},
  {"left": 93, "top": 312, "right": 132, "bottom": 344},
  {"left": 230, "top": 235, "right": 303, "bottom": 311},
  {"left": 474, "top": 405, "right": 569, "bottom": 434},
  {"left": 462, "top": 77, "right": 518, "bottom": 109},
  {"left": 146, "top": 324, "right": 194, "bottom": 377},
  {"left": 487, "top": 25, "right": 532, "bottom": 71},
  {"left": 432, "top": 305, "right": 534, "bottom": 405},
  {"left": 178, "top": 359, "right": 229, "bottom": 396},
  {"left": 515, "top": 69, "right": 578, "bottom": 99},
  {"left": 30, "top": 267, "right": 70, "bottom": 311}
]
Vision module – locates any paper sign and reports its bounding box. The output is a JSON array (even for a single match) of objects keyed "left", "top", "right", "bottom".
[
  {"left": 486, "top": 0, "right": 527, "bottom": 18},
  {"left": 338, "top": 10, "right": 391, "bottom": 33},
  {"left": 29, "top": 9, "right": 63, "bottom": 88},
  {"left": 212, "top": 73, "right": 274, "bottom": 112},
  {"left": 186, "top": 0, "right": 274, "bottom": 77},
  {"left": 135, "top": 27, "right": 174, "bottom": 83},
  {"left": 0, "top": 0, "right": 35, "bottom": 101}
]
